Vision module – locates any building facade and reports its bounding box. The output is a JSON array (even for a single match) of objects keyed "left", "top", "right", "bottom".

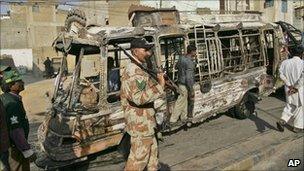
[
  {"left": 294, "top": 0, "right": 304, "bottom": 31},
  {"left": 0, "top": 1, "right": 109, "bottom": 75},
  {"left": 221, "top": 0, "right": 298, "bottom": 29},
  {"left": 108, "top": 0, "right": 139, "bottom": 26},
  {"left": 0, "top": 3, "right": 68, "bottom": 73}
]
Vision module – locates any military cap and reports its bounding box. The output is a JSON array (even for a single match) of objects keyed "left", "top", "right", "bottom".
[
  {"left": 2, "top": 70, "right": 22, "bottom": 84},
  {"left": 130, "top": 38, "right": 154, "bottom": 49},
  {"left": 0, "top": 65, "right": 11, "bottom": 72}
]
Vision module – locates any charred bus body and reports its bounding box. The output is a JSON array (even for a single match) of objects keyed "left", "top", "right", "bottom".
[
  {"left": 36, "top": 8, "right": 287, "bottom": 168},
  {"left": 276, "top": 21, "right": 303, "bottom": 49}
]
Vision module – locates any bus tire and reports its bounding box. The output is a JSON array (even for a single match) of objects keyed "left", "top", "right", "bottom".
[
  {"left": 233, "top": 93, "right": 255, "bottom": 119},
  {"left": 65, "top": 9, "right": 87, "bottom": 32}
]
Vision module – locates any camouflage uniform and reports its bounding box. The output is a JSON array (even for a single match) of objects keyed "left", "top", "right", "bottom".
[
  {"left": 121, "top": 62, "right": 164, "bottom": 171},
  {"left": 0, "top": 65, "right": 11, "bottom": 95}
]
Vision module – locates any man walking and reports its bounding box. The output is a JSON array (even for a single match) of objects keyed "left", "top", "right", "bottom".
[
  {"left": 121, "top": 38, "right": 165, "bottom": 171},
  {"left": 43, "top": 57, "right": 53, "bottom": 78},
  {"left": 0, "top": 69, "right": 36, "bottom": 170},
  {"left": 277, "top": 47, "right": 304, "bottom": 133},
  {"left": 170, "top": 45, "right": 197, "bottom": 124}
]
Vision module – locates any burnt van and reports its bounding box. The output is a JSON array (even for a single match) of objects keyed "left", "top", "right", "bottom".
[{"left": 36, "top": 8, "right": 287, "bottom": 168}]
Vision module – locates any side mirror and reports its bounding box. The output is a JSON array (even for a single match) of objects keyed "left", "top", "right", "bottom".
[{"left": 200, "top": 80, "right": 212, "bottom": 94}]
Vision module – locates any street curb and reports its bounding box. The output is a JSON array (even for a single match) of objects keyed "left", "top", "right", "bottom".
[
  {"left": 221, "top": 143, "right": 277, "bottom": 170},
  {"left": 222, "top": 134, "right": 303, "bottom": 170},
  {"left": 170, "top": 131, "right": 303, "bottom": 170}
]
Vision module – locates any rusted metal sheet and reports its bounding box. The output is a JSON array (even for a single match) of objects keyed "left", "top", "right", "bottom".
[
  {"left": 44, "top": 132, "right": 123, "bottom": 161},
  {"left": 129, "top": 5, "right": 180, "bottom": 27},
  {"left": 191, "top": 67, "right": 267, "bottom": 123}
]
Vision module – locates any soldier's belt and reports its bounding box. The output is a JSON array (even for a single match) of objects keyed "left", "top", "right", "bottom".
[{"left": 127, "top": 100, "right": 154, "bottom": 109}]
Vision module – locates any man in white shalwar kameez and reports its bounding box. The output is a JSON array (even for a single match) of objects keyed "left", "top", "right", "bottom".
[{"left": 277, "top": 48, "right": 304, "bottom": 132}]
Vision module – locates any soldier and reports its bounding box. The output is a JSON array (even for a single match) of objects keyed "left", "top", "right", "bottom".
[
  {"left": 0, "top": 66, "right": 11, "bottom": 95},
  {"left": 0, "top": 66, "right": 10, "bottom": 171},
  {"left": 0, "top": 69, "right": 36, "bottom": 171},
  {"left": 0, "top": 99, "right": 9, "bottom": 171},
  {"left": 43, "top": 57, "right": 53, "bottom": 78},
  {"left": 170, "top": 45, "right": 196, "bottom": 124},
  {"left": 121, "top": 38, "right": 165, "bottom": 171}
]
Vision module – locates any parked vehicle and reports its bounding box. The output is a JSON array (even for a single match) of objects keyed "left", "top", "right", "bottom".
[{"left": 36, "top": 8, "right": 288, "bottom": 169}]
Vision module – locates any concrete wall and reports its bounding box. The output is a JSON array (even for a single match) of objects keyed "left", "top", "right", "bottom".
[
  {"left": 29, "top": 5, "right": 67, "bottom": 74},
  {"left": 28, "top": 5, "right": 67, "bottom": 48},
  {"left": 0, "top": 3, "right": 80, "bottom": 75},
  {"left": 251, "top": 0, "right": 293, "bottom": 24},
  {"left": 0, "top": 5, "right": 28, "bottom": 49},
  {"left": 225, "top": 0, "right": 249, "bottom": 11},
  {"left": 251, "top": 0, "right": 261, "bottom": 11},
  {"left": 0, "top": 4, "right": 67, "bottom": 49},
  {"left": 32, "top": 46, "right": 75, "bottom": 74},
  {"left": 294, "top": 8, "right": 304, "bottom": 31},
  {"left": 0, "top": 4, "right": 67, "bottom": 74},
  {"left": 0, "top": 2, "right": 109, "bottom": 75},
  {"left": 0, "top": 49, "right": 33, "bottom": 70},
  {"left": 77, "top": 1, "right": 109, "bottom": 26},
  {"left": 108, "top": 0, "right": 139, "bottom": 26},
  {"left": 223, "top": 0, "right": 294, "bottom": 25},
  {"left": 267, "top": 1, "right": 292, "bottom": 24},
  {"left": 294, "top": 0, "right": 304, "bottom": 31}
]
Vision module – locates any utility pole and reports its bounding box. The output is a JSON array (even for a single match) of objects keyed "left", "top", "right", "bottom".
[
  {"left": 220, "top": 0, "right": 225, "bottom": 14},
  {"left": 235, "top": 0, "right": 238, "bottom": 12}
]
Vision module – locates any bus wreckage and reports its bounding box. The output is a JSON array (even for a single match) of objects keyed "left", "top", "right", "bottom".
[{"left": 36, "top": 7, "right": 290, "bottom": 169}]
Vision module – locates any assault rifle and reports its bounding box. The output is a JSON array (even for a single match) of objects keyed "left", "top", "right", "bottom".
[{"left": 116, "top": 45, "right": 181, "bottom": 95}]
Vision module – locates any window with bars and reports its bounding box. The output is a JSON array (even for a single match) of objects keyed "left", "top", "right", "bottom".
[
  {"left": 159, "top": 36, "right": 185, "bottom": 82},
  {"left": 32, "top": 4, "right": 40, "bottom": 12},
  {"left": 264, "top": 0, "right": 274, "bottom": 8},
  {"left": 106, "top": 36, "right": 156, "bottom": 103},
  {"left": 242, "top": 29, "right": 264, "bottom": 68},
  {"left": 281, "top": 0, "right": 287, "bottom": 13},
  {"left": 218, "top": 30, "right": 243, "bottom": 72}
]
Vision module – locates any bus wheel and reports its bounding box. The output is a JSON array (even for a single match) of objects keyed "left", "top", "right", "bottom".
[{"left": 233, "top": 93, "right": 255, "bottom": 119}]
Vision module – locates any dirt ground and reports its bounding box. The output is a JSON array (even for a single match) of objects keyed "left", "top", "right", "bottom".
[{"left": 21, "top": 73, "right": 54, "bottom": 123}]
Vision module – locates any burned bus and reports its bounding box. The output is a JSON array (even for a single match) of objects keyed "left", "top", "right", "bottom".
[{"left": 36, "top": 8, "right": 287, "bottom": 168}]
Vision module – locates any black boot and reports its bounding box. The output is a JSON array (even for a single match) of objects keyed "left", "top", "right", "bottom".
[
  {"left": 276, "top": 121, "right": 285, "bottom": 132},
  {"left": 293, "top": 127, "right": 303, "bottom": 133}
]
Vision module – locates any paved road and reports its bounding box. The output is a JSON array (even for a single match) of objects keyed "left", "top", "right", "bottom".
[
  {"left": 251, "top": 137, "right": 303, "bottom": 171},
  {"left": 29, "top": 89, "right": 304, "bottom": 170}
]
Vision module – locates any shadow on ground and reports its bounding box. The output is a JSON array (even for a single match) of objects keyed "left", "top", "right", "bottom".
[
  {"left": 162, "top": 113, "right": 224, "bottom": 136},
  {"left": 248, "top": 114, "right": 278, "bottom": 133},
  {"left": 159, "top": 162, "right": 171, "bottom": 171},
  {"left": 270, "top": 87, "right": 286, "bottom": 102}
]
